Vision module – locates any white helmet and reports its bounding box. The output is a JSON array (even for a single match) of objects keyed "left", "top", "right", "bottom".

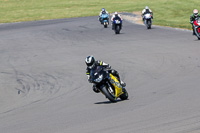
[
  {"left": 193, "top": 9, "right": 199, "bottom": 17},
  {"left": 145, "top": 6, "right": 149, "bottom": 9},
  {"left": 85, "top": 55, "right": 95, "bottom": 68},
  {"left": 114, "top": 12, "right": 118, "bottom": 15}
]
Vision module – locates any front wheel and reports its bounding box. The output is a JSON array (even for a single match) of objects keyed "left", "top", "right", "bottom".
[
  {"left": 147, "top": 20, "right": 151, "bottom": 29},
  {"left": 194, "top": 27, "right": 200, "bottom": 40},
  {"left": 104, "top": 22, "right": 108, "bottom": 28},
  {"left": 119, "top": 88, "right": 128, "bottom": 100},
  {"left": 101, "top": 86, "right": 117, "bottom": 102}
]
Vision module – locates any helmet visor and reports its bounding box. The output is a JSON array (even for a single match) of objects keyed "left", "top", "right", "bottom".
[{"left": 87, "top": 62, "right": 94, "bottom": 66}]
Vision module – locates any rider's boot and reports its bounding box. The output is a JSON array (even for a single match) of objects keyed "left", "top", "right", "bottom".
[{"left": 93, "top": 84, "right": 100, "bottom": 93}]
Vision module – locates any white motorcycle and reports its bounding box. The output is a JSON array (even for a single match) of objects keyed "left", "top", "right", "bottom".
[{"left": 143, "top": 13, "right": 153, "bottom": 29}]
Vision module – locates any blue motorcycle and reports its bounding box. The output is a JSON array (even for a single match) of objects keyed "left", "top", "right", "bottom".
[
  {"left": 100, "top": 13, "right": 109, "bottom": 28},
  {"left": 113, "top": 19, "right": 122, "bottom": 34}
]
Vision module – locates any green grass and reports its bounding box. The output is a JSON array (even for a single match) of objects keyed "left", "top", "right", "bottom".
[{"left": 0, "top": 0, "right": 200, "bottom": 29}]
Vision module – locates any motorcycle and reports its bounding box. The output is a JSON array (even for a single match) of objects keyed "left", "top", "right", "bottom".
[
  {"left": 100, "top": 13, "right": 109, "bottom": 28},
  {"left": 193, "top": 18, "right": 200, "bottom": 40},
  {"left": 143, "top": 13, "right": 153, "bottom": 29},
  {"left": 89, "top": 65, "right": 128, "bottom": 102},
  {"left": 113, "top": 19, "right": 122, "bottom": 34}
]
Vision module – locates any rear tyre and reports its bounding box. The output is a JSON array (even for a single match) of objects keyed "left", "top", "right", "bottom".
[
  {"left": 115, "top": 25, "right": 120, "bottom": 34},
  {"left": 104, "top": 24, "right": 107, "bottom": 28},
  {"left": 119, "top": 88, "right": 128, "bottom": 100},
  {"left": 101, "top": 87, "right": 117, "bottom": 102}
]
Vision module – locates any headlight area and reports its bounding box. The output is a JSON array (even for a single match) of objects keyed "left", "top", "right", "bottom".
[{"left": 94, "top": 74, "right": 103, "bottom": 83}]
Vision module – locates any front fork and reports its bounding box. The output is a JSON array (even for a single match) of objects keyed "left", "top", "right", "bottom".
[{"left": 99, "top": 81, "right": 115, "bottom": 97}]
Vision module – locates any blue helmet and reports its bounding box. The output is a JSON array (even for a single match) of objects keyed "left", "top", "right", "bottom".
[{"left": 102, "top": 8, "right": 105, "bottom": 12}]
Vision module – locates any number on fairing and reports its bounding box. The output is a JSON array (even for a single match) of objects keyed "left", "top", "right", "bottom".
[{"left": 115, "top": 20, "right": 120, "bottom": 24}]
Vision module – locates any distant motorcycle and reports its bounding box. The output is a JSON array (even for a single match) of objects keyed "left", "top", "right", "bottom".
[
  {"left": 89, "top": 65, "right": 128, "bottom": 102},
  {"left": 100, "top": 13, "right": 109, "bottom": 28},
  {"left": 143, "top": 13, "right": 153, "bottom": 29},
  {"left": 113, "top": 19, "right": 122, "bottom": 34},
  {"left": 193, "top": 18, "right": 200, "bottom": 40}
]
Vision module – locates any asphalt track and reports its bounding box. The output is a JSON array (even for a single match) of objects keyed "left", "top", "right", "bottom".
[{"left": 0, "top": 16, "right": 200, "bottom": 133}]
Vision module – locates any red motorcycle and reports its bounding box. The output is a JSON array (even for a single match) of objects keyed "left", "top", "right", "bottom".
[{"left": 193, "top": 18, "right": 200, "bottom": 40}]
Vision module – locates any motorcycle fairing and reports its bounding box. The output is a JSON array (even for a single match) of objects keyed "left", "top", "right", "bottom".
[
  {"left": 109, "top": 74, "right": 124, "bottom": 98},
  {"left": 101, "top": 14, "right": 109, "bottom": 23},
  {"left": 194, "top": 20, "right": 200, "bottom": 33}
]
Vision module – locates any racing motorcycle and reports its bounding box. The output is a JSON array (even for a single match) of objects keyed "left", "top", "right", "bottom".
[
  {"left": 89, "top": 65, "right": 128, "bottom": 102},
  {"left": 113, "top": 19, "right": 122, "bottom": 34},
  {"left": 100, "top": 13, "right": 109, "bottom": 28},
  {"left": 193, "top": 18, "right": 200, "bottom": 40},
  {"left": 143, "top": 13, "right": 152, "bottom": 29}
]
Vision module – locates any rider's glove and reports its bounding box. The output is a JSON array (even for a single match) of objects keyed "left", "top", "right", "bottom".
[{"left": 107, "top": 65, "right": 111, "bottom": 69}]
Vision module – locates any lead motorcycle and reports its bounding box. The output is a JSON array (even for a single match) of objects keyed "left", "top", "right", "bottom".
[
  {"left": 193, "top": 17, "right": 200, "bottom": 40},
  {"left": 100, "top": 13, "right": 109, "bottom": 28},
  {"left": 89, "top": 65, "right": 128, "bottom": 102},
  {"left": 143, "top": 13, "right": 153, "bottom": 29}
]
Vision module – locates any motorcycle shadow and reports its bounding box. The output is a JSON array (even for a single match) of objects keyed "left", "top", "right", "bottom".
[
  {"left": 193, "top": 38, "right": 200, "bottom": 41},
  {"left": 94, "top": 99, "right": 128, "bottom": 104}
]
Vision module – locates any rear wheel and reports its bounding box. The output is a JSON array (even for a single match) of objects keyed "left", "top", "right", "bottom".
[
  {"left": 101, "top": 86, "right": 117, "bottom": 102},
  {"left": 115, "top": 25, "right": 120, "bottom": 34}
]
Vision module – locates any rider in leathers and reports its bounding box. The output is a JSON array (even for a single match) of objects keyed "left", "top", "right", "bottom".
[
  {"left": 99, "top": 8, "right": 109, "bottom": 24},
  {"left": 142, "top": 6, "right": 153, "bottom": 21},
  {"left": 85, "top": 55, "right": 126, "bottom": 93},
  {"left": 111, "top": 12, "right": 123, "bottom": 30},
  {"left": 190, "top": 9, "right": 200, "bottom": 35}
]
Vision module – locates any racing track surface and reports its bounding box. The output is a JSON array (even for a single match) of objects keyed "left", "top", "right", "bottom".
[{"left": 0, "top": 16, "right": 200, "bottom": 133}]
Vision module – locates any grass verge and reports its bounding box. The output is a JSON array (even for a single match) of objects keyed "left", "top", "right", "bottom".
[{"left": 0, "top": 0, "right": 199, "bottom": 29}]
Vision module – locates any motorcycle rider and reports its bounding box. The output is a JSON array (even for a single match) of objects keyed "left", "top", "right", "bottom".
[
  {"left": 111, "top": 12, "right": 123, "bottom": 30},
  {"left": 99, "top": 8, "right": 109, "bottom": 23},
  {"left": 190, "top": 9, "right": 200, "bottom": 35},
  {"left": 85, "top": 55, "right": 126, "bottom": 93},
  {"left": 142, "top": 6, "right": 153, "bottom": 21}
]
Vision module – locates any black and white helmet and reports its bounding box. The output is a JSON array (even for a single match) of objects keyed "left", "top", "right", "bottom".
[
  {"left": 193, "top": 9, "right": 199, "bottom": 17},
  {"left": 85, "top": 55, "right": 95, "bottom": 68}
]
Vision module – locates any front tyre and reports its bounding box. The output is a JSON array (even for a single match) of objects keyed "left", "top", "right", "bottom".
[
  {"left": 101, "top": 87, "right": 117, "bottom": 102},
  {"left": 147, "top": 20, "right": 151, "bottom": 29},
  {"left": 194, "top": 27, "right": 200, "bottom": 40},
  {"left": 104, "top": 23, "right": 108, "bottom": 28},
  {"left": 119, "top": 88, "right": 128, "bottom": 100}
]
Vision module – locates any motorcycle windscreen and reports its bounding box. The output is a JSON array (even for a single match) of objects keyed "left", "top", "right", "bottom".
[
  {"left": 109, "top": 74, "right": 123, "bottom": 97},
  {"left": 90, "top": 66, "right": 102, "bottom": 79},
  {"left": 144, "top": 13, "right": 151, "bottom": 19},
  {"left": 101, "top": 14, "right": 108, "bottom": 18}
]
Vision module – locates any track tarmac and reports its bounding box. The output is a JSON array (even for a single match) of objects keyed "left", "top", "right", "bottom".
[{"left": 0, "top": 16, "right": 200, "bottom": 133}]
